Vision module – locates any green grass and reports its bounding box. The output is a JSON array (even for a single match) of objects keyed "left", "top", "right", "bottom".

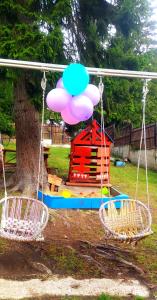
[
  {"left": 97, "top": 294, "right": 122, "bottom": 300},
  {"left": 4, "top": 142, "right": 16, "bottom": 150},
  {"left": 110, "top": 163, "right": 157, "bottom": 204},
  {"left": 47, "top": 245, "right": 84, "bottom": 274},
  {"left": 46, "top": 244, "right": 101, "bottom": 277},
  {"left": 3, "top": 141, "right": 16, "bottom": 164},
  {"left": 48, "top": 147, "right": 70, "bottom": 178},
  {"left": 0, "top": 238, "right": 8, "bottom": 254}
]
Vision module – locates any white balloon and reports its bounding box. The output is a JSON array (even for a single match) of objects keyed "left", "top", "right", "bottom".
[
  {"left": 83, "top": 84, "right": 100, "bottom": 106},
  {"left": 70, "top": 95, "right": 93, "bottom": 121}
]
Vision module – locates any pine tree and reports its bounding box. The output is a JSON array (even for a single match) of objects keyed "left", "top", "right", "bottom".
[{"left": 0, "top": 0, "right": 71, "bottom": 193}]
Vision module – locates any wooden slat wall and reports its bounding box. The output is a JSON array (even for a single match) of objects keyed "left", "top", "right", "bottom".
[
  {"left": 43, "top": 125, "right": 71, "bottom": 144},
  {"left": 114, "top": 123, "right": 157, "bottom": 150},
  {"left": 69, "top": 145, "right": 110, "bottom": 185}
]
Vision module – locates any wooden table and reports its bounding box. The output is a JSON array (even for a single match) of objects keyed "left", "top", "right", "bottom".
[{"left": 2, "top": 147, "right": 49, "bottom": 170}]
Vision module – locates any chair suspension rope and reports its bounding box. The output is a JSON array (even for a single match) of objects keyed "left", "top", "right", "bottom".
[
  {"left": 0, "top": 133, "right": 7, "bottom": 199},
  {"left": 135, "top": 79, "right": 150, "bottom": 208},
  {"left": 36, "top": 72, "right": 47, "bottom": 200},
  {"left": 99, "top": 77, "right": 105, "bottom": 197},
  {"left": 99, "top": 77, "right": 110, "bottom": 197}
]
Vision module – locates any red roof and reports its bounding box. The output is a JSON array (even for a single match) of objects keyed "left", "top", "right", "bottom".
[{"left": 72, "top": 120, "right": 113, "bottom": 146}]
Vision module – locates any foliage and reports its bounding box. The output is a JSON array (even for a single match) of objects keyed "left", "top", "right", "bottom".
[
  {"left": 64, "top": 0, "right": 157, "bottom": 128},
  {"left": 0, "top": 0, "right": 71, "bottom": 134},
  {"left": 0, "top": 71, "right": 14, "bottom": 135}
]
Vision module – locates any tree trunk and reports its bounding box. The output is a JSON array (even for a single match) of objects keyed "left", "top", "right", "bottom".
[{"left": 13, "top": 74, "right": 47, "bottom": 196}]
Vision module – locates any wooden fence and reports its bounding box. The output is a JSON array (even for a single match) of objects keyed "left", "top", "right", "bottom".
[
  {"left": 112, "top": 123, "right": 157, "bottom": 150},
  {"left": 2, "top": 124, "right": 71, "bottom": 144},
  {"left": 43, "top": 124, "right": 71, "bottom": 144}
]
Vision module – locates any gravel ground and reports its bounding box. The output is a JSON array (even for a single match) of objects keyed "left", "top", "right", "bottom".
[{"left": 0, "top": 276, "right": 149, "bottom": 299}]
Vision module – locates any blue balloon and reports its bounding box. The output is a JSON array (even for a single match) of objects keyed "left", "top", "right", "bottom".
[{"left": 63, "top": 63, "right": 89, "bottom": 96}]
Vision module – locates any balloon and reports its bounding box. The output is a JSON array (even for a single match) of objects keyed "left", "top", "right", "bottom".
[
  {"left": 61, "top": 105, "right": 80, "bottom": 125},
  {"left": 70, "top": 95, "right": 93, "bottom": 121},
  {"left": 56, "top": 77, "right": 64, "bottom": 89},
  {"left": 46, "top": 88, "right": 72, "bottom": 113},
  {"left": 83, "top": 84, "right": 100, "bottom": 106},
  {"left": 63, "top": 63, "right": 89, "bottom": 96}
]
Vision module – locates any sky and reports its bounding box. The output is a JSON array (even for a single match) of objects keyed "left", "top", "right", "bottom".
[
  {"left": 150, "top": 0, "right": 157, "bottom": 40},
  {"left": 106, "top": 0, "right": 157, "bottom": 43}
]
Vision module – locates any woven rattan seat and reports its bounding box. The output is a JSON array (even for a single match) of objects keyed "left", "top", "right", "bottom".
[
  {"left": 99, "top": 199, "right": 152, "bottom": 241},
  {"left": 0, "top": 196, "right": 49, "bottom": 241}
]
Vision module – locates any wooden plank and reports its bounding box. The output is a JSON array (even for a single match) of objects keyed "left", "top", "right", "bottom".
[
  {"left": 96, "top": 166, "right": 109, "bottom": 173},
  {"left": 96, "top": 174, "right": 109, "bottom": 180},
  {"left": 72, "top": 165, "right": 91, "bottom": 173},
  {"left": 74, "top": 146, "right": 91, "bottom": 156},
  {"left": 48, "top": 174, "right": 62, "bottom": 186},
  {"left": 97, "top": 147, "right": 110, "bottom": 157},
  {"left": 66, "top": 182, "right": 112, "bottom": 187},
  {"left": 71, "top": 173, "right": 89, "bottom": 180},
  {"left": 96, "top": 158, "right": 109, "bottom": 165},
  {"left": 69, "top": 176, "right": 109, "bottom": 182},
  {"left": 71, "top": 172, "right": 109, "bottom": 178},
  {"left": 73, "top": 157, "right": 91, "bottom": 164}
]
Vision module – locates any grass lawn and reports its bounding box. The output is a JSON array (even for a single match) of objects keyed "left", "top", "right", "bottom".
[{"left": 48, "top": 147, "right": 70, "bottom": 178}]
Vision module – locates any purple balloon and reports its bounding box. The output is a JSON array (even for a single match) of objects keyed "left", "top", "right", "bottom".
[
  {"left": 61, "top": 105, "right": 80, "bottom": 125},
  {"left": 70, "top": 95, "right": 93, "bottom": 121},
  {"left": 56, "top": 77, "right": 64, "bottom": 89},
  {"left": 83, "top": 84, "right": 100, "bottom": 106},
  {"left": 46, "top": 88, "right": 72, "bottom": 113}
]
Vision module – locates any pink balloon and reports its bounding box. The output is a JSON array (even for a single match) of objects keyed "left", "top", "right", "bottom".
[
  {"left": 83, "top": 84, "right": 100, "bottom": 106},
  {"left": 61, "top": 105, "right": 80, "bottom": 125},
  {"left": 70, "top": 95, "right": 93, "bottom": 121},
  {"left": 56, "top": 77, "right": 64, "bottom": 89},
  {"left": 46, "top": 88, "right": 72, "bottom": 113}
]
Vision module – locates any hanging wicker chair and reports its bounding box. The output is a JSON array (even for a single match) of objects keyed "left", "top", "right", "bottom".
[
  {"left": 0, "top": 73, "right": 49, "bottom": 242},
  {"left": 0, "top": 196, "right": 49, "bottom": 242},
  {"left": 99, "top": 199, "right": 152, "bottom": 242}
]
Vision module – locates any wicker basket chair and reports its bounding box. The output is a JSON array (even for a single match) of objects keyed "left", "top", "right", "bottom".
[
  {"left": 0, "top": 196, "right": 49, "bottom": 241},
  {"left": 99, "top": 199, "right": 152, "bottom": 242}
]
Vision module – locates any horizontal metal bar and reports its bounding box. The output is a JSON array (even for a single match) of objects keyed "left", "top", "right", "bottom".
[{"left": 0, "top": 58, "right": 157, "bottom": 79}]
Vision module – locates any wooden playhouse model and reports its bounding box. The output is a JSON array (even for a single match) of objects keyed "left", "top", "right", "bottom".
[{"left": 66, "top": 120, "right": 113, "bottom": 187}]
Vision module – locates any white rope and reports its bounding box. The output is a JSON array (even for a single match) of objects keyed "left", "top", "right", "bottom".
[
  {"left": 36, "top": 72, "right": 47, "bottom": 200},
  {"left": 99, "top": 77, "right": 105, "bottom": 198},
  {"left": 135, "top": 79, "right": 150, "bottom": 208},
  {"left": 143, "top": 81, "right": 150, "bottom": 208},
  {"left": 99, "top": 77, "right": 110, "bottom": 197},
  {"left": 0, "top": 133, "right": 7, "bottom": 198}
]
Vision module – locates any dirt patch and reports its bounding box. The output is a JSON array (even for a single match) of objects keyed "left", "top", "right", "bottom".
[{"left": 0, "top": 209, "right": 149, "bottom": 285}]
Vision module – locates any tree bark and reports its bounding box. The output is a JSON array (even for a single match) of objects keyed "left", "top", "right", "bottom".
[{"left": 13, "top": 74, "right": 46, "bottom": 196}]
